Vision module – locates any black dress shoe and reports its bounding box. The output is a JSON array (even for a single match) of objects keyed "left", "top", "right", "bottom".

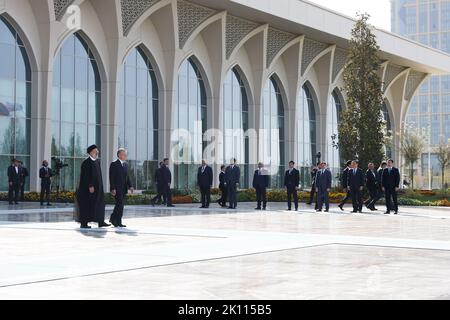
[
  {"left": 384, "top": 211, "right": 390, "bottom": 215},
  {"left": 338, "top": 205, "right": 344, "bottom": 211},
  {"left": 80, "top": 225, "right": 91, "bottom": 229},
  {"left": 262, "top": 207, "right": 267, "bottom": 211},
  {"left": 15, "top": 202, "right": 19, "bottom": 205},
  {"left": 98, "top": 222, "right": 111, "bottom": 228},
  {"left": 324, "top": 209, "right": 329, "bottom": 212},
  {"left": 228, "top": 207, "right": 234, "bottom": 209},
  {"left": 316, "top": 209, "right": 322, "bottom": 212},
  {"left": 255, "top": 207, "right": 262, "bottom": 210},
  {"left": 118, "top": 224, "right": 127, "bottom": 228},
  {"left": 47, "top": 203, "right": 52, "bottom": 206},
  {"left": 200, "top": 206, "right": 206, "bottom": 208},
  {"left": 394, "top": 212, "right": 398, "bottom": 215}
]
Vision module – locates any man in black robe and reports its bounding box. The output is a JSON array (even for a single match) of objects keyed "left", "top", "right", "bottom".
[{"left": 75, "top": 145, "right": 110, "bottom": 229}]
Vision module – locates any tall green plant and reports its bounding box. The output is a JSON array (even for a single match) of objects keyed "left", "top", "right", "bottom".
[
  {"left": 338, "top": 13, "right": 385, "bottom": 170},
  {"left": 401, "top": 126, "right": 425, "bottom": 190}
]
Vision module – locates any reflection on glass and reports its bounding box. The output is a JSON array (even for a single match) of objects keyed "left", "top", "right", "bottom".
[
  {"left": 118, "top": 47, "right": 159, "bottom": 190},
  {"left": 173, "top": 57, "right": 207, "bottom": 189},
  {"left": 261, "top": 77, "right": 285, "bottom": 188},
  {"left": 52, "top": 33, "right": 101, "bottom": 191},
  {"left": 297, "top": 83, "right": 317, "bottom": 188},
  {"left": 327, "top": 90, "right": 342, "bottom": 184},
  {"left": 223, "top": 67, "right": 249, "bottom": 188},
  {"left": 0, "top": 16, "right": 31, "bottom": 191}
]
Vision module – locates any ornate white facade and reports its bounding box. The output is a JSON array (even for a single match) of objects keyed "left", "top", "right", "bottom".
[{"left": 0, "top": 0, "right": 449, "bottom": 191}]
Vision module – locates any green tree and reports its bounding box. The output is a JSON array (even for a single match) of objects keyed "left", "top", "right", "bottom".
[
  {"left": 338, "top": 13, "right": 385, "bottom": 170},
  {"left": 401, "top": 126, "right": 425, "bottom": 190},
  {"left": 437, "top": 139, "right": 450, "bottom": 190}
]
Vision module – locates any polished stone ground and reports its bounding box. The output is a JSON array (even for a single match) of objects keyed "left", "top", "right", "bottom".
[{"left": 0, "top": 202, "right": 449, "bottom": 300}]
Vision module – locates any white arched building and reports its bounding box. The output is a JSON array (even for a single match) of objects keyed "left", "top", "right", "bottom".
[{"left": 0, "top": 0, "right": 449, "bottom": 191}]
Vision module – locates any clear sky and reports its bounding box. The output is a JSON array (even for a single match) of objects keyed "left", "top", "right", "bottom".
[{"left": 307, "top": 0, "right": 392, "bottom": 31}]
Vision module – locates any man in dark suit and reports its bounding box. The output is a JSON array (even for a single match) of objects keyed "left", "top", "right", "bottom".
[
  {"left": 382, "top": 159, "right": 400, "bottom": 215},
  {"left": 7, "top": 159, "right": 22, "bottom": 205},
  {"left": 197, "top": 160, "right": 213, "bottom": 208},
  {"left": 160, "top": 158, "right": 174, "bottom": 207},
  {"left": 39, "top": 160, "right": 53, "bottom": 206},
  {"left": 307, "top": 165, "right": 319, "bottom": 209},
  {"left": 338, "top": 160, "right": 352, "bottom": 211},
  {"left": 225, "top": 158, "right": 240, "bottom": 209},
  {"left": 19, "top": 161, "right": 28, "bottom": 201},
  {"left": 347, "top": 160, "right": 365, "bottom": 213},
  {"left": 284, "top": 161, "right": 300, "bottom": 211},
  {"left": 109, "top": 149, "right": 134, "bottom": 228},
  {"left": 253, "top": 162, "right": 269, "bottom": 210},
  {"left": 217, "top": 165, "right": 227, "bottom": 207},
  {"left": 151, "top": 162, "right": 165, "bottom": 206},
  {"left": 364, "top": 163, "right": 378, "bottom": 211},
  {"left": 316, "top": 162, "right": 332, "bottom": 212},
  {"left": 368, "top": 161, "right": 387, "bottom": 211}
]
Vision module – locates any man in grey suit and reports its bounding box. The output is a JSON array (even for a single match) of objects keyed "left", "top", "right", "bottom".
[{"left": 315, "top": 162, "right": 332, "bottom": 212}]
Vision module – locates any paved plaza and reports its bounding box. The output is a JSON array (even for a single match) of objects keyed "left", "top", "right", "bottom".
[{"left": 1, "top": 202, "right": 450, "bottom": 300}]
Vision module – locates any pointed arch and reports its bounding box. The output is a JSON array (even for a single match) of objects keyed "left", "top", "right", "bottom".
[
  {"left": 260, "top": 73, "right": 286, "bottom": 187},
  {"left": 296, "top": 80, "right": 318, "bottom": 187},
  {"left": 172, "top": 55, "right": 209, "bottom": 189},
  {"left": 117, "top": 45, "right": 161, "bottom": 190},
  {"left": 222, "top": 64, "right": 251, "bottom": 187},
  {"left": 51, "top": 32, "right": 103, "bottom": 190},
  {"left": 0, "top": 15, "right": 33, "bottom": 191}
]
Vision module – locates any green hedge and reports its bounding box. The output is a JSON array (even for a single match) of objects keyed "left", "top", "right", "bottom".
[{"left": 0, "top": 188, "right": 448, "bottom": 207}]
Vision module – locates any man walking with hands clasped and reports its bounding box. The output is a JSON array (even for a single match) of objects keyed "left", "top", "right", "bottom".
[
  {"left": 315, "top": 162, "right": 332, "bottom": 213},
  {"left": 347, "top": 160, "right": 364, "bottom": 213},
  {"left": 382, "top": 159, "right": 400, "bottom": 215},
  {"left": 109, "top": 148, "right": 134, "bottom": 228}
]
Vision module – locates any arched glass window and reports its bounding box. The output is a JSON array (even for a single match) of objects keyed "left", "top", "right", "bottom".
[
  {"left": 0, "top": 16, "right": 31, "bottom": 191},
  {"left": 327, "top": 90, "right": 342, "bottom": 180},
  {"left": 173, "top": 57, "right": 207, "bottom": 189},
  {"left": 261, "top": 77, "right": 285, "bottom": 187},
  {"left": 297, "top": 83, "right": 317, "bottom": 188},
  {"left": 223, "top": 67, "right": 249, "bottom": 188},
  {"left": 382, "top": 101, "right": 393, "bottom": 158},
  {"left": 52, "top": 33, "right": 101, "bottom": 191},
  {"left": 118, "top": 47, "right": 159, "bottom": 190}
]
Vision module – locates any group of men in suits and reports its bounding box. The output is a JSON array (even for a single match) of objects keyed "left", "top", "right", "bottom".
[
  {"left": 194, "top": 158, "right": 241, "bottom": 210},
  {"left": 151, "top": 158, "right": 175, "bottom": 208},
  {"left": 6, "top": 159, "right": 29, "bottom": 205},
  {"left": 338, "top": 159, "right": 400, "bottom": 215},
  {"left": 285, "top": 161, "right": 332, "bottom": 212}
]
